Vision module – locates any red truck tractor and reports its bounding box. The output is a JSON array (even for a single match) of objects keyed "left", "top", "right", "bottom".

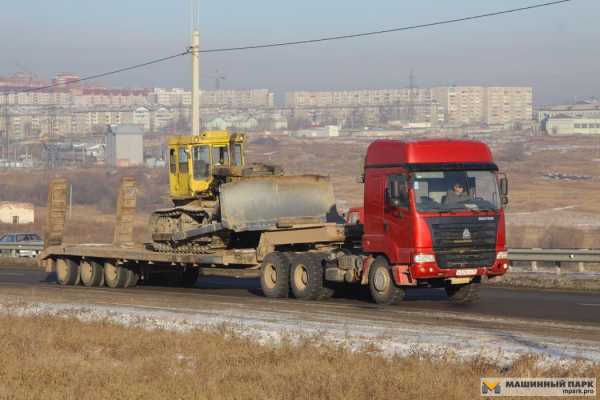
[
  {"left": 345, "top": 139, "right": 509, "bottom": 304},
  {"left": 39, "top": 139, "right": 508, "bottom": 305}
]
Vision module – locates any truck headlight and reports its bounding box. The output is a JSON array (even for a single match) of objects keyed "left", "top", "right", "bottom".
[
  {"left": 496, "top": 251, "right": 508, "bottom": 260},
  {"left": 414, "top": 253, "right": 436, "bottom": 263}
]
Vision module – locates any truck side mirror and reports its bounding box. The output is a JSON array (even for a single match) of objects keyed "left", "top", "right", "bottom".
[
  {"left": 499, "top": 176, "right": 508, "bottom": 196},
  {"left": 499, "top": 174, "right": 509, "bottom": 205}
]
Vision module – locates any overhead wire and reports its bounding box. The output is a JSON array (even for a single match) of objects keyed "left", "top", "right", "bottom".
[{"left": 6, "top": 0, "right": 574, "bottom": 94}]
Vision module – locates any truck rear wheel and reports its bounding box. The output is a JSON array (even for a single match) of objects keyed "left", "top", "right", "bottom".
[
  {"left": 80, "top": 260, "right": 104, "bottom": 287},
  {"left": 104, "top": 261, "right": 131, "bottom": 289},
  {"left": 260, "top": 252, "right": 291, "bottom": 298},
  {"left": 290, "top": 253, "right": 323, "bottom": 300},
  {"left": 56, "top": 258, "right": 80, "bottom": 286},
  {"left": 445, "top": 282, "right": 480, "bottom": 304},
  {"left": 368, "top": 257, "right": 406, "bottom": 305}
]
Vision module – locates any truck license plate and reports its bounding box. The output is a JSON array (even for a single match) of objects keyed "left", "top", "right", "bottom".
[{"left": 456, "top": 268, "right": 478, "bottom": 276}]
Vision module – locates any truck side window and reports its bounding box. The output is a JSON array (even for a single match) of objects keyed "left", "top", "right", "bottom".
[
  {"left": 178, "top": 148, "right": 189, "bottom": 174},
  {"left": 169, "top": 149, "right": 177, "bottom": 173},
  {"left": 192, "top": 145, "right": 210, "bottom": 179},
  {"left": 386, "top": 175, "right": 408, "bottom": 208}
]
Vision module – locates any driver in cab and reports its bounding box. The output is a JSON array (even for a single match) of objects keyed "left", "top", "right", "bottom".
[{"left": 444, "top": 182, "right": 471, "bottom": 205}]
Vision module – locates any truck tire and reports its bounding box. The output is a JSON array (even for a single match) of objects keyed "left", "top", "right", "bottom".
[
  {"left": 290, "top": 253, "right": 323, "bottom": 300},
  {"left": 127, "top": 267, "right": 140, "bottom": 288},
  {"left": 56, "top": 258, "right": 80, "bottom": 286},
  {"left": 308, "top": 253, "right": 334, "bottom": 300},
  {"left": 80, "top": 260, "right": 104, "bottom": 287},
  {"left": 368, "top": 257, "right": 406, "bottom": 305},
  {"left": 445, "top": 282, "right": 480, "bottom": 304},
  {"left": 181, "top": 268, "right": 199, "bottom": 288},
  {"left": 260, "top": 252, "right": 291, "bottom": 298},
  {"left": 104, "top": 261, "right": 131, "bottom": 289}
]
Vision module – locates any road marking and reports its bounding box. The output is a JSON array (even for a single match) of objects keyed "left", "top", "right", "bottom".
[
  {"left": 0, "top": 272, "right": 25, "bottom": 276},
  {"left": 578, "top": 303, "right": 600, "bottom": 307}
]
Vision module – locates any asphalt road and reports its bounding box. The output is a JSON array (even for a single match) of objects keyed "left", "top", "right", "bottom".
[{"left": 0, "top": 266, "right": 599, "bottom": 328}]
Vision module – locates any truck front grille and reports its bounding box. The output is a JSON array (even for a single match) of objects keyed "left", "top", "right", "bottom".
[{"left": 427, "top": 216, "right": 497, "bottom": 269}]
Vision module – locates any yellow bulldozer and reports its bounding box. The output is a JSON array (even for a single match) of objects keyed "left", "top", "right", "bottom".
[{"left": 149, "top": 131, "right": 337, "bottom": 254}]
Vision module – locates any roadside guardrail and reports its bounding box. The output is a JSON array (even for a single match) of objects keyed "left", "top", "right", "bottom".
[
  {"left": 508, "top": 248, "right": 600, "bottom": 274},
  {"left": 0, "top": 243, "right": 44, "bottom": 258}
]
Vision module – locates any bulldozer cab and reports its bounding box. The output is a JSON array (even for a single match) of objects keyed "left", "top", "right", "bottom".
[{"left": 168, "top": 131, "right": 245, "bottom": 200}]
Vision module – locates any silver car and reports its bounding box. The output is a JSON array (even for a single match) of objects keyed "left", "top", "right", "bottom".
[{"left": 0, "top": 233, "right": 43, "bottom": 258}]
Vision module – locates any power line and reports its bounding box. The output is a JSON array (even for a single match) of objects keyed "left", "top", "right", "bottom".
[
  {"left": 5, "top": 0, "right": 574, "bottom": 94},
  {"left": 199, "top": 0, "right": 574, "bottom": 53},
  {"left": 15, "top": 50, "right": 191, "bottom": 94}
]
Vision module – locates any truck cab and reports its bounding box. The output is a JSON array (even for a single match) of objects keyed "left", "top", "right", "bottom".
[{"left": 361, "top": 139, "right": 509, "bottom": 288}]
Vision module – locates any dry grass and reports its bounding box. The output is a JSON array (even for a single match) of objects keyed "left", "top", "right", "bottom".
[{"left": 0, "top": 314, "right": 597, "bottom": 400}]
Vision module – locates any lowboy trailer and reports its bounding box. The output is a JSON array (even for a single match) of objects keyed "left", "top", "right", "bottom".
[{"left": 39, "top": 139, "right": 510, "bottom": 304}]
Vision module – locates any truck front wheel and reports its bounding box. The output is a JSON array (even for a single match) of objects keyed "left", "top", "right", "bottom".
[
  {"left": 260, "top": 252, "right": 291, "bottom": 298},
  {"left": 445, "top": 282, "right": 480, "bottom": 304},
  {"left": 369, "top": 258, "right": 405, "bottom": 305}
]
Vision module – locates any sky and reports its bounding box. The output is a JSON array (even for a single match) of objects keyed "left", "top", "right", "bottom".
[{"left": 0, "top": 0, "right": 598, "bottom": 105}]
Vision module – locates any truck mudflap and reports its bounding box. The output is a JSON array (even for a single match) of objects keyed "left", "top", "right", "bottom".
[{"left": 219, "top": 175, "right": 342, "bottom": 232}]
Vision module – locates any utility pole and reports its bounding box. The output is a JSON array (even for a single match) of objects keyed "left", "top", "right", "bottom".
[{"left": 191, "top": 30, "right": 200, "bottom": 135}]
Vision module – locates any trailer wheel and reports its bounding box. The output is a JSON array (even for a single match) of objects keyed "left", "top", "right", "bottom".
[
  {"left": 104, "top": 261, "right": 130, "bottom": 289},
  {"left": 260, "top": 252, "right": 291, "bottom": 298},
  {"left": 56, "top": 258, "right": 80, "bottom": 286},
  {"left": 290, "top": 253, "right": 323, "bottom": 300},
  {"left": 80, "top": 260, "right": 104, "bottom": 287},
  {"left": 445, "top": 282, "right": 480, "bottom": 304},
  {"left": 368, "top": 257, "right": 405, "bottom": 305}
]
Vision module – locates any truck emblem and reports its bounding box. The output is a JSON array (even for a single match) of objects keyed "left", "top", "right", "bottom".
[{"left": 462, "top": 228, "right": 472, "bottom": 240}]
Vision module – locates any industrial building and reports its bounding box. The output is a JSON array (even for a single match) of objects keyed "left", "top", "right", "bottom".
[
  {"left": 545, "top": 118, "right": 600, "bottom": 135},
  {"left": 105, "top": 124, "right": 144, "bottom": 167}
]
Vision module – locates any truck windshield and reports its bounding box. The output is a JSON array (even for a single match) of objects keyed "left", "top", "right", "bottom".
[{"left": 411, "top": 170, "right": 500, "bottom": 212}]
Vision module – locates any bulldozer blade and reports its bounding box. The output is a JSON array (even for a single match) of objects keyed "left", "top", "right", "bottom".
[{"left": 220, "top": 175, "right": 341, "bottom": 232}]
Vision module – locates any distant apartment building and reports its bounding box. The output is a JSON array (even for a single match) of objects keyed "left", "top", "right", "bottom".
[
  {"left": 202, "top": 89, "right": 274, "bottom": 108},
  {"left": 153, "top": 88, "right": 192, "bottom": 107},
  {"left": 287, "top": 86, "right": 532, "bottom": 127},
  {"left": 285, "top": 88, "right": 442, "bottom": 127},
  {"left": 432, "top": 86, "right": 532, "bottom": 126},
  {"left": 285, "top": 88, "right": 433, "bottom": 108},
  {"left": 484, "top": 87, "right": 533, "bottom": 125},
  {"left": 152, "top": 88, "right": 275, "bottom": 109}
]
